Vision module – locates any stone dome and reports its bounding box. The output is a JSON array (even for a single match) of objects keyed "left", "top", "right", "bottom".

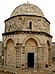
[{"left": 10, "top": 3, "right": 44, "bottom": 17}]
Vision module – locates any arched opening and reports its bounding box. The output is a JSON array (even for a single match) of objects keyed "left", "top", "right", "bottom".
[
  {"left": 25, "top": 38, "right": 38, "bottom": 68},
  {"left": 5, "top": 39, "right": 16, "bottom": 67},
  {"left": 29, "top": 22, "right": 32, "bottom": 29},
  {"left": 45, "top": 41, "right": 51, "bottom": 68}
]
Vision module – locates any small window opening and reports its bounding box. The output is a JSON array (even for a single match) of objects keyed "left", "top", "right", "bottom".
[{"left": 29, "top": 22, "right": 32, "bottom": 29}]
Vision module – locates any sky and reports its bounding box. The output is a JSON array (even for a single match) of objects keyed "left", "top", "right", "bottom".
[{"left": 0, "top": 0, "right": 55, "bottom": 42}]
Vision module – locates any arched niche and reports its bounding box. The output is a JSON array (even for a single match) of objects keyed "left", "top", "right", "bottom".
[
  {"left": 45, "top": 40, "right": 51, "bottom": 68},
  {"left": 22, "top": 37, "right": 39, "bottom": 68},
  {"left": 25, "top": 38, "right": 38, "bottom": 52},
  {"left": 5, "top": 39, "right": 16, "bottom": 67}
]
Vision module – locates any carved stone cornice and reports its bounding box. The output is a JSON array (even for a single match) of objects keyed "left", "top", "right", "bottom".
[{"left": 2, "top": 31, "right": 52, "bottom": 38}]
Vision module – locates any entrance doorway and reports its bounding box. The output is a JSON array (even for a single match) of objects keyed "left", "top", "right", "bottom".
[{"left": 27, "top": 53, "right": 34, "bottom": 68}]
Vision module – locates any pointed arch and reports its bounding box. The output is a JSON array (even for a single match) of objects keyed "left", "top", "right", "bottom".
[
  {"left": 4, "top": 37, "right": 15, "bottom": 47},
  {"left": 22, "top": 35, "right": 41, "bottom": 47},
  {"left": 6, "top": 38, "right": 14, "bottom": 46}
]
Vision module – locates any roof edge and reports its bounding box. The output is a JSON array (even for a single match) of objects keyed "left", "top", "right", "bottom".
[{"left": 5, "top": 15, "right": 50, "bottom": 24}]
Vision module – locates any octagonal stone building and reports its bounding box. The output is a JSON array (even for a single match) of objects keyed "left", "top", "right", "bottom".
[{"left": 0, "top": 2, "right": 53, "bottom": 74}]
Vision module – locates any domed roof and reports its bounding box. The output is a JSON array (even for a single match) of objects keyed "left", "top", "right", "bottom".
[{"left": 10, "top": 3, "right": 44, "bottom": 17}]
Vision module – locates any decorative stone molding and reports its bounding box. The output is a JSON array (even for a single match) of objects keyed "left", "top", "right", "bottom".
[{"left": 22, "top": 35, "right": 41, "bottom": 47}]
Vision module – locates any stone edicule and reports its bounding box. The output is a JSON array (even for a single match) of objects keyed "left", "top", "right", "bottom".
[{"left": 0, "top": 3, "right": 53, "bottom": 74}]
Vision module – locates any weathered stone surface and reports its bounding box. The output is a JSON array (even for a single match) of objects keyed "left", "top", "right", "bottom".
[
  {"left": 10, "top": 3, "right": 44, "bottom": 17},
  {"left": 5, "top": 16, "right": 50, "bottom": 34},
  {"left": 0, "top": 2, "right": 54, "bottom": 74}
]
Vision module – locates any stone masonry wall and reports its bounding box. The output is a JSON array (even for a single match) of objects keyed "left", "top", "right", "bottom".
[
  {"left": 0, "top": 41, "right": 3, "bottom": 65},
  {"left": 2, "top": 32, "right": 52, "bottom": 68},
  {"left": 5, "top": 16, "right": 50, "bottom": 34}
]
